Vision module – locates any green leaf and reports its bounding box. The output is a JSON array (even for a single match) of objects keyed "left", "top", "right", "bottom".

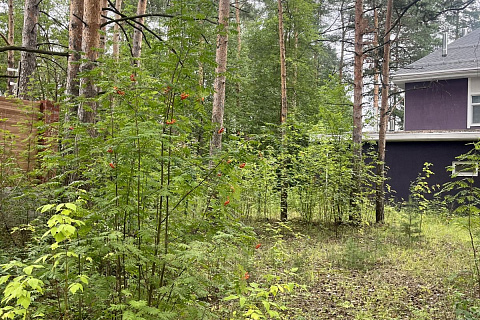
[
  {"left": 239, "top": 296, "right": 246, "bottom": 307},
  {"left": 27, "top": 278, "right": 43, "bottom": 292},
  {"left": 262, "top": 301, "right": 270, "bottom": 312},
  {"left": 223, "top": 295, "right": 239, "bottom": 301},
  {"left": 78, "top": 275, "right": 89, "bottom": 284},
  {"left": 23, "top": 266, "right": 33, "bottom": 276},
  {"left": 40, "top": 204, "right": 54, "bottom": 213},
  {"left": 68, "top": 283, "right": 83, "bottom": 294},
  {"left": 17, "top": 293, "right": 30, "bottom": 309},
  {"left": 65, "top": 203, "right": 77, "bottom": 212},
  {"left": 0, "top": 275, "right": 11, "bottom": 285},
  {"left": 270, "top": 285, "right": 278, "bottom": 297}
]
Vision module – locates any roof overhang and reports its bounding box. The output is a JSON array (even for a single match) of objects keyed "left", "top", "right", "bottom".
[
  {"left": 365, "top": 131, "right": 480, "bottom": 142},
  {"left": 392, "top": 68, "right": 480, "bottom": 88}
]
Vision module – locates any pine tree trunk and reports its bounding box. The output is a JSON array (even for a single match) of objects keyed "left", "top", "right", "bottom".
[
  {"left": 373, "top": 7, "right": 379, "bottom": 124},
  {"left": 66, "top": 0, "right": 84, "bottom": 98},
  {"left": 375, "top": 0, "right": 393, "bottom": 224},
  {"left": 112, "top": 0, "right": 123, "bottom": 60},
  {"left": 278, "top": 0, "right": 288, "bottom": 222},
  {"left": 351, "top": 0, "right": 364, "bottom": 222},
  {"left": 7, "top": 0, "right": 15, "bottom": 95},
  {"left": 18, "top": 0, "right": 39, "bottom": 99},
  {"left": 209, "top": 0, "right": 230, "bottom": 156},
  {"left": 78, "top": 0, "right": 101, "bottom": 124},
  {"left": 132, "top": 0, "right": 148, "bottom": 66}
]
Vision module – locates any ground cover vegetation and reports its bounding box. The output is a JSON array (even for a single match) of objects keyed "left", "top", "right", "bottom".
[{"left": 0, "top": 0, "right": 480, "bottom": 319}]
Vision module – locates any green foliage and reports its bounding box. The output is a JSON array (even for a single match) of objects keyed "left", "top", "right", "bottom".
[
  {"left": 0, "top": 200, "right": 88, "bottom": 319},
  {"left": 454, "top": 292, "right": 480, "bottom": 320},
  {"left": 224, "top": 279, "right": 299, "bottom": 320}
]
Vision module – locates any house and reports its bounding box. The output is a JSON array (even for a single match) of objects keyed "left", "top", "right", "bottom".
[{"left": 379, "top": 28, "right": 480, "bottom": 200}]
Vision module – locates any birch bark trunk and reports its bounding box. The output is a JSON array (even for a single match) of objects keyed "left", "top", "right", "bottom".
[
  {"left": 7, "top": 0, "right": 15, "bottom": 95},
  {"left": 278, "top": 0, "right": 288, "bottom": 221}
]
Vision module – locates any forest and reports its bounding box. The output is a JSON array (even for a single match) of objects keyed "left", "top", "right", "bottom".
[{"left": 1, "top": 0, "right": 480, "bottom": 319}]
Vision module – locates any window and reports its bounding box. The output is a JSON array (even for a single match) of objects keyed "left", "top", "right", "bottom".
[
  {"left": 452, "top": 161, "right": 478, "bottom": 177},
  {"left": 472, "top": 95, "right": 480, "bottom": 124}
]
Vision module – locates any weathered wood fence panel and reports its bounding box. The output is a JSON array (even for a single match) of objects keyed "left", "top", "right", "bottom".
[{"left": 0, "top": 97, "right": 59, "bottom": 173}]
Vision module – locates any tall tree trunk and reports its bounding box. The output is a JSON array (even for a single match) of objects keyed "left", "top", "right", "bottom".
[
  {"left": 351, "top": 0, "right": 364, "bottom": 221},
  {"left": 18, "top": 0, "right": 39, "bottom": 99},
  {"left": 373, "top": 6, "right": 379, "bottom": 124},
  {"left": 209, "top": 0, "right": 230, "bottom": 156},
  {"left": 7, "top": 0, "right": 15, "bottom": 95},
  {"left": 338, "top": 0, "right": 346, "bottom": 80},
  {"left": 132, "top": 0, "right": 148, "bottom": 66},
  {"left": 235, "top": 0, "right": 241, "bottom": 111},
  {"left": 66, "top": 0, "right": 84, "bottom": 98},
  {"left": 278, "top": 0, "right": 288, "bottom": 221},
  {"left": 99, "top": 0, "right": 109, "bottom": 52},
  {"left": 375, "top": 0, "right": 393, "bottom": 224},
  {"left": 112, "top": 0, "right": 123, "bottom": 60},
  {"left": 78, "top": 0, "right": 101, "bottom": 124}
]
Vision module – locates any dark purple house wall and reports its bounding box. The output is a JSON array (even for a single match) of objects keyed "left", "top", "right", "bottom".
[
  {"left": 405, "top": 79, "right": 468, "bottom": 131},
  {"left": 384, "top": 140, "right": 479, "bottom": 201}
]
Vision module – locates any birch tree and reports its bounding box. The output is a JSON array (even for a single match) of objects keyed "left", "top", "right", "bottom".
[
  {"left": 7, "top": 0, "right": 15, "bottom": 95},
  {"left": 278, "top": 0, "right": 288, "bottom": 221}
]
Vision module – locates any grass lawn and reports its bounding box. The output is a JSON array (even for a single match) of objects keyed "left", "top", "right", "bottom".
[{"left": 238, "top": 209, "right": 480, "bottom": 319}]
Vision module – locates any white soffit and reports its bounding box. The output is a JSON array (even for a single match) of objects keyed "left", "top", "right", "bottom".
[{"left": 366, "top": 131, "right": 480, "bottom": 142}]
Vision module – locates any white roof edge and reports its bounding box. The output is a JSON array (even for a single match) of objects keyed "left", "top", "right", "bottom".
[
  {"left": 392, "top": 68, "right": 480, "bottom": 87},
  {"left": 365, "top": 131, "right": 480, "bottom": 142}
]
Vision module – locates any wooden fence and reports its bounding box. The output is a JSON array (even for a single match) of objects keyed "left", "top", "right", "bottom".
[{"left": 0, "top": 97, "right": 59, "bottom": 173}]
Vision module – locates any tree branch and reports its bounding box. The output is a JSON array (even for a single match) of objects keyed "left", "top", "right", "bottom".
[{"left": 0, "top": 46, "right": 69, "bottom": 57}]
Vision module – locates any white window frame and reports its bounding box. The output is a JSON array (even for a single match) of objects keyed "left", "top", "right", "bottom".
[
  {"left": 452, "top": 161, "right": 478, "bottom": 177},
  {"left": 468, "top": 78, "right": 480, "bottom": 128}
]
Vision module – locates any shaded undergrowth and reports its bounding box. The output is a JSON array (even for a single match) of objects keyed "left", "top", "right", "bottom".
[{"left": 245, "top": 210, "right": 480, "bottom": 319}]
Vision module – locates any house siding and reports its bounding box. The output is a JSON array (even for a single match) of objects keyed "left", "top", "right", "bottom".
[
  {"left": 384, "top": 140, "right": 479, "bottom": 201},
  {"left": 405, "top": 79, "right": 468, "bottom": 131}
]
